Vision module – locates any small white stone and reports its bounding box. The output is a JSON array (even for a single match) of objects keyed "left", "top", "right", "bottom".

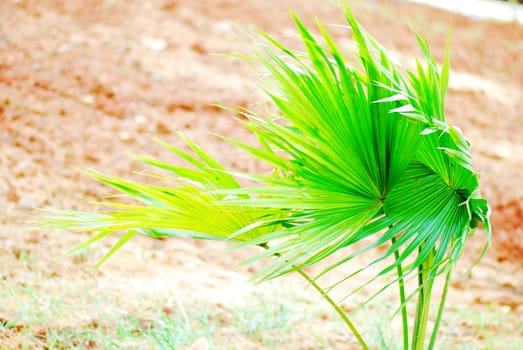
[
  {"left": 56, "top": 43, "right": 71, "bottom": 53},
  {"left": 119, "top": 131, "right": 132, "bottom": 142},
  {"left": 81, "top": 94, "right": 95, "bottom": 105},
  {"left": 188, "top": 337, "right": 209, "bottom": 350},
  {"left": 142, "top": 37, "right": 167, "bottom": 51},
  {"left": 133, "top": 114, "right": 147, "bottom": 125},
  {"left": 215, "top": 21, "right": 232, "bottom": 33}
]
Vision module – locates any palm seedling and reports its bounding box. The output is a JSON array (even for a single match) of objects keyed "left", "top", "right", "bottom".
[{"left": 37, "top": 3, "right": 490, "bottom": 349}]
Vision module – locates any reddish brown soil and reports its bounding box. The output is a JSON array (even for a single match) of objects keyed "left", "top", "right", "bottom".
[{"left": 1, "top": 0, "right": 522, "bottom": 349}]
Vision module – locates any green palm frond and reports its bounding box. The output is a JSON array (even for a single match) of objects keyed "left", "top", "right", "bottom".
[
  {"left": 37, "top": 3, "right": 489, "bottom": 304},
  {"left": 38, "top": 135, "right": 280, "bottom": 266},
  {"left": 212, "top": 10, "right": 489, "bottom": 286}
]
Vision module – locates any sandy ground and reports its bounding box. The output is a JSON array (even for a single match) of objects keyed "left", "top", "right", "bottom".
[{"left": 1, "top": 0, "right": 522, "bottom": 349}]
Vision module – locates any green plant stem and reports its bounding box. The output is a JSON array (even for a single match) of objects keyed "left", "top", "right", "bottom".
[
  {"left": 428, "top": 266, "right": 452, "bottom": 350},
  {"left": 258, "top": 243, "right": 369, "bottom": 350},
  {"left": 392, "top": 236, "right": 409, "bottom": 350},
  {"left": 412, "top": 248, "right": 435, "bottom": 350},
  {"left": 296, "top": 269, "right": 370, "bottom": 350}
]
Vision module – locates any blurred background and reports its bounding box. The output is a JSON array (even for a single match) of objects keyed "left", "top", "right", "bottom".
[{"left": 1, "top": 0, "right": 522, "bottom": 348}]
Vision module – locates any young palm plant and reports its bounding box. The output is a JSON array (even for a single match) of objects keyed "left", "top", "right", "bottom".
[{"left": 37, "top": 4, "right": 490, "bottom": 349}]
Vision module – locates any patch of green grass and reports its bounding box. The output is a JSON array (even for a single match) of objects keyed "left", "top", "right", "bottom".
[
  {"left": 2, "top": 266, "right": 521, "bottom": 349},
  {"left": 0, "top": 272, "right": 340, "bottom": 349},
  {"left": 437, "top": 304, "right": 523, "bottom": 350},
  {"left": 230, "top": 294, "right": 296, "bottom": 347}
]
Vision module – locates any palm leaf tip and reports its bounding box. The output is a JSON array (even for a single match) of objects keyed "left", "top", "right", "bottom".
[{"left": 36, "top": 3, "right": 489, "bottom": 288}]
